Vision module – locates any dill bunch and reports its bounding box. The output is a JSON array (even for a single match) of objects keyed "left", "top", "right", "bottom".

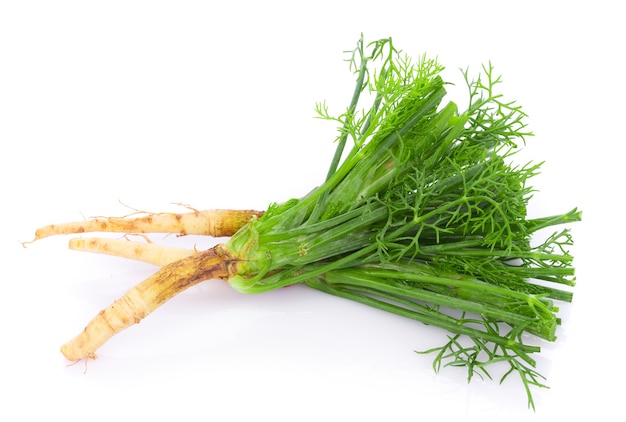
[{"left": 221, "top": 36, "right": 580, "bottom": 409}]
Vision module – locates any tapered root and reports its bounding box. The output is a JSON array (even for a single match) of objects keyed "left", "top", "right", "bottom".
[
  {"left": 69, "top": 237, "right": 197, "bottom": 266},
  {"left": 61, "top": 245, "right": 233, "bottom": 361},
  {"left": 28, "top": 209, "right": 263, "bottom": 242}
]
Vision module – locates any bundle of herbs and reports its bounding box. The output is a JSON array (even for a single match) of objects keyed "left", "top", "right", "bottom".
[{"left": 28, "top": 37, "right": 579, "bottom": 409}]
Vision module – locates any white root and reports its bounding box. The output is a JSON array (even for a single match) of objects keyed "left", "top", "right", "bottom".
[
  {"left": 61, "top": 246, "right": 233, "bottom": 361},
  {"left": 26, "top": 208, "right": 263, "bottom": 243},
  {"left": 24, "top": 206, "right": 257, "bottom": 361},
  {"left": 69, "top": 237, "right": 197, "bottom": 266}
]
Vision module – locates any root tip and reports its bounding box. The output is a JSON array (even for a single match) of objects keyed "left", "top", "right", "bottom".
[
  {"left": 20, "top": 239, "right": 35, "bottom": 248},
  {"left": 61, "top": 343, "right": 97, "bottom": 362}
]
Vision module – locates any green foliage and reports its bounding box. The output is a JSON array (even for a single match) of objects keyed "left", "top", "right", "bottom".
[{"left": 223, "top": 35, "right": 580, "bottom": 409}]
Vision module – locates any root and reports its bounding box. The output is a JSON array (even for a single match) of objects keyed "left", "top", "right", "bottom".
[
  {"left": 61, "top": 245, "right": 234, "bottom": 361},
  {"left": 24, "top": 205, "right": 257, "bottom": 360},
  {"left": 26, "top": 208, "right": 263, "bottom": 243},
  {"left": 69, "top": 237, "right": 197, "bottom": 266}
]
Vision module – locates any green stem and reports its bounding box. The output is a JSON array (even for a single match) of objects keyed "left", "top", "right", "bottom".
[
  {"left": 323, "top": 38, "right": 368, "bottom": 182},
  {"left": 320, "top": 266, "right": 557, "bottom": 340},
  {"left": 306, "top": 277, "right": 540, "bottom": 362}
]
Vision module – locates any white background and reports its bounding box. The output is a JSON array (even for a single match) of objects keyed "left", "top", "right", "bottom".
[{"left": 1, "top": 1, "right": 622, "bottom": 420}]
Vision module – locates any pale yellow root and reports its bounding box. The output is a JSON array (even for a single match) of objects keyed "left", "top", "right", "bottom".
[
  {"left": 27, "top": 208, "right": 263, "bottom": 243},
  {"left": 69, "top": 237, "right": 197, "bottom": 266},
  {"left": 61, "top": 245, "right": 233, "bottom": 361}
]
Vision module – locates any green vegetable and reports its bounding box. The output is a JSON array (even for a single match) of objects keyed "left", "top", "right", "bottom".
[
  {"left": 35, "top": 36, "right": 579, "bottom": 410},
  {"left": 223, "top": 36, "right": 579, "bottom": 409}
]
